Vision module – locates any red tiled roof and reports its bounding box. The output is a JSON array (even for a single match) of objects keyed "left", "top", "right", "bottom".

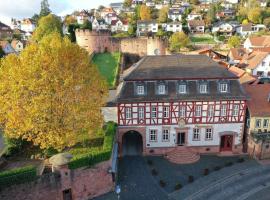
[
  {"left": 229, "top": 48, "right": 246, "bottom": 61},
  {"left": 228, "top": 66, "right": 245, "bottom": 77},
  {"left": 243, "top": 83, "right": 270, "bottom": 117},
  {"left": 240, "top": 51, "right": 269, "bottom": 70},
  {"left": 249, "top": 36, "right": 270, "bottom": 47}
]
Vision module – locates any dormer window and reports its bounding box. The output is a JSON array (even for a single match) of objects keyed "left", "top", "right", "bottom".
[
  {"left": 199, "top": 83, "right": 208, "bottom": 94},
  {"left": 137, "top": 85, "right": 145, "bottom": 95},
  {"left": 179, "top": 83, "right": 187, "bottom": 94},
  {"left": 158, "top": 84, "right": 166, "bottom": 95},
  {"left": 219, "top": 83, "right": 228, "bottom": 93}
]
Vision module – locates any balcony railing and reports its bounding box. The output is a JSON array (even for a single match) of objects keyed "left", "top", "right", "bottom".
[{"left": 251, "top": 131, "right": 270, "bottom": 142}]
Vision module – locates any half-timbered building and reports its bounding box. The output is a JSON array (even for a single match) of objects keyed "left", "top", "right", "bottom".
[{"left": 116, "top": 55, "right": 247, "bottom": 160}]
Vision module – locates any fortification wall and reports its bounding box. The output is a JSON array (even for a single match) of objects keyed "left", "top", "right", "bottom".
[
  {"left": 0, "top": 160, "right": 113, "bottom": 200},
  {"left": 75, "top": 29, "right": 167, "bottom": 56}
]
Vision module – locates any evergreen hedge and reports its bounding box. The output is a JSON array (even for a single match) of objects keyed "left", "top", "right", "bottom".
[
  {"left": 0, "top": 165, "right": 37, "bottom": 189},
  {"left": 68, "top": 122, "right": 117, "bottom": 169}
]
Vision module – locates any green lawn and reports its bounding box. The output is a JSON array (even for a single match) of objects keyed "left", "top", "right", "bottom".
[
  {"left": 92, "top": 52, "right": 120, "bottom": 88},
  {"left": 190, "top": 36, "right": 216, "bottom": 44}
]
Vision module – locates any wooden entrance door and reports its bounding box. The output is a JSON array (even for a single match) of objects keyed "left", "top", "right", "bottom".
[
  {"left": 177, "top": 132, "right": 185, "bottom": 146},
  {"left": 220, "top": 135, "right": 233, "bottom": 151}
]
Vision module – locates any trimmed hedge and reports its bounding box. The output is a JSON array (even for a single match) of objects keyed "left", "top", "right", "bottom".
[
  {"left": 68, "top": 122, "right": 117, "bottom": 169},
  {"left": 0, "top": 165, "right": 37, "bottom": 189}
]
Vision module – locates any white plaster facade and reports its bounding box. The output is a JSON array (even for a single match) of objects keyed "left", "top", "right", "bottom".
[
  {"left": 166, "top": 23, "right": 182, "bottom": 32},
  {"left": 249, "top": 54, "right": 270, "bottom": 77}
]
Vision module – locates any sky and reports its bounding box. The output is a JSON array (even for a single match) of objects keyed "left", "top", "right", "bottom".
[{"left": 0, "top": 0, "right": 121, "bottom": 25}]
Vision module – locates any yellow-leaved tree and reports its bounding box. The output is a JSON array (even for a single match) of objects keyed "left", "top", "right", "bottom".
[
  {"left": 140, "top": 5, "right": 151, "bottom": 20},
  {"left": 0, "top": 32, "right": 108, "bottom": 150}
]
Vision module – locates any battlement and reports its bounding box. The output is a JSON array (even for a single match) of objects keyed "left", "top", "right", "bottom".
[{"left": 75, "top": 29, "right": 111, "bottom": 37}]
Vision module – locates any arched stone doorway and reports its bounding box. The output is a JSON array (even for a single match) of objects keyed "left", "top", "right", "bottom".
[{"left": 122, "top": 131, "right": 143, "bottom": 156}]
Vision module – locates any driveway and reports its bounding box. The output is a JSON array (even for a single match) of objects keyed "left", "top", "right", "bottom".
[{"left": 93, "top": 156, "right": 168, "bottom": 200}]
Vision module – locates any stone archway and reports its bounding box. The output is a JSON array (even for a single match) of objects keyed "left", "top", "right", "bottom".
[{"left": 122, "top": 131, "right": 143, "bottom": 156}]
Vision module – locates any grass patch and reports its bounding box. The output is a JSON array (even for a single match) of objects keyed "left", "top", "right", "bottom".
[
  {"left": 190, "top": 36, "right": 216, "bottom": 44},
  {"left": 92, "top": 52, "right": 121, "bottom": 88}
]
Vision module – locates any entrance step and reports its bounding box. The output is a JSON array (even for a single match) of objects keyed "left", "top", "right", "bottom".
[{"left": 165, "top": 147, "right": 200, "bottom": 164}]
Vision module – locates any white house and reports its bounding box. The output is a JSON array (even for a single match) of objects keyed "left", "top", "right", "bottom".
[
  {"left": 137, "top": 20, "right": 158, "bottom": 36},
  {"left": 165, "top": 22, "right": 182, "bottom": 32},
  {"left": 188, "top": 20, "right": 205, "bottom": 34},
  {"left": 212, "top": 22, "right": 235, "bottom": 35},
  {"left": 92, "top": 18, "right": 109, "bottom": 31},
  {"left": 168, "top": 9, "right": 182, "bottom": 21},
  {"left": 236, "top": 23, "right": 266, "bottom": 37},
  {"left": 20, "top": 18, "right": 36, "bottom": 33},
  {"left": 110, "top": 2, "right": 123, "bottom": 14},
  {"left": 11, "top": 39, "right": 24, "bottom": 52},
  {"left": 243, "top": 36, "right": 270, "bottom": 52},
  {"left": 187, "top": 13, "right": 202, "bottom": 21},
  {"left": 76, "top": 11, "right": 91, "bottom": 25},
  {"left": 111, "top": 20, "right": 129, "bottom": 32},
  {"left": 104, "top": 13, "right": 118, "bottom": 25}
]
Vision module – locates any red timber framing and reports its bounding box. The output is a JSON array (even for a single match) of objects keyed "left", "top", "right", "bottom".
[{"left": 118, "top": 100, "right": 247, "bottom": 126}]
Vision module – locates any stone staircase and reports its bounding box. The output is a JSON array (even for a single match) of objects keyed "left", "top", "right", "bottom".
[{"left": 165, "top": 147, "right": 200, "bottom": 164}]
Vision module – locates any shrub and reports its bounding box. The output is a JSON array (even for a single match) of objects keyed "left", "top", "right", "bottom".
[
  {"left": 0, "top": 165, "right": 37, "bottom": 189},
  {"left": 159, "top": 180, "right": 166, "bottom": 187},
  {"left": 147, "top": 159, "right": 153, "bottom": 166},
  {"left": 225, "top": 162, "right": 233, "bottom": 167},
  {"left": 237, "top": 158, "right": 245, "bottom": 163},
  {"left": 174, "top": 183, "right": 182, "bottom": 190},
  {"left": 213, "top": 166, "right": 221, "bottom": 171},
  {"left": 151, "top": 169, "right": 158, "bottom": 176},
  {"left": 204, "top": 168, "right": 209, "bottom": 176},
  {"left": 4, "top": 137, "right": 29, "bottom": 157},
  {"left": 188, "top": 175, "right": 194, "bottom": 183}
]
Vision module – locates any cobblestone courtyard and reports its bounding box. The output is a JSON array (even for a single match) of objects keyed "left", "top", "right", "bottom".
[{"left": 94, "top": 155, "right": 270, "bottom": 200}]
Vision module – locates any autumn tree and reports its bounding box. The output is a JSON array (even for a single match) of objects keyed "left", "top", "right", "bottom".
[
  {"left": 248, "top": 8, "right": 262, "bottom": 24},
  {"left": 158, "top": 7, "right": 169, "bottom": 23},
  {"left": 124, "top": 0, "right": 132, "bottom": 7},
  {"left": 140, "top": 5, "right": 152, "bottom": 20},
  {"left": 169, "top": 32, "right": 190, "bottom": 52},
  {"left": 33, "top": 14, "right": 63, "bottom": 41},
  {"left": 228, "top": 36, "right": 241, "bottom": 48},
  {"left": 40, "top": 0, "right": 51, "bottom": 18},
  {"left": 0, "top": 33, "right": 108, "bottom": 150},
  {"left": 64, "top": 15, "right": 77, "bottom": 25}
]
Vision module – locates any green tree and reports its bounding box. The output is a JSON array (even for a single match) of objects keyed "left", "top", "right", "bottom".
[
  {"left": 128, "top": 24, "right": 135, "bottom": 35},
  {"left": 67, "top": 23, "right": 80, "bottom": 42},
  {"left": 263, "top": 17, "right": 270, "bottom": 27},
  {"left": 39, "top": 0, "right": 51, "bottom": 18},
  {"left": 156, "top": 29, "right": 166, "bottom": 38},
  {"left": 169, "top": 32, "right": 190, "bottom": 52},
  {"left": 0, "top": 33, "right": 108, "bottom": 150},
  {"left": 81, "top": 20, "right": 92, "bottom": 30},
  {"left": 158, "top": 7, "right": 169, "bottom": 23},
  {"left": 190, "top": 0, "right": 200, "bottom": 5},
  {"left": 228, "top": 36, "right": 241, "bottom": 48},
  {"left": 124, "top": 0, "right": 132, "bottom": 7},
  {"left": 0, "top": 47, "right": 4, "bottom": 58},
  {"left": 33, "top": 14, "right": 63, "bottom": 41}
]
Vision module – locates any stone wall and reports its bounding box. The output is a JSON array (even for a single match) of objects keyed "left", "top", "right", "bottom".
[
  {"left": 75, "top": 29, "right": 167, "bottom": 56},
  {"left": 0, "top": 160, "right": 114, "bottom": 200}
]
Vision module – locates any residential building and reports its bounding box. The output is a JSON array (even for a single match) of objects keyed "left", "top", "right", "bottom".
[
  {"left": 0, "top": 41, "right": 16, "bottom": 54},
  {"left": 239, "top": 51, "right": 270, "bottom": 77},
  {"left": 236, "top": 23, "right": 266, "bottom": 37},
  {"left": 104, "top": 13, "right": 118, "bottom": 25},
  {"left": 137, "top": 20, "right": 158, "bottom": 36},
  {"left": 187, "top": 13, "right": 202, "bottom": 21},
  {"left": 132, "top": 0, "right": 144, "bottom": 7},
  {"left": 76, "top": 10, "right": 92, "bottom": 25},
  {"left": 20, "top": 18, "right": 36, "bottom": 33},
  {"left": 212, "top": 21, "right": 235, "bottom": 35},
  {"left": 0, "top": 21, "right": 13, "bottom": 39},
  {"left": 111, "top": 20, "right": 128, "bottom": 32},
  {"left": 100, "top": 7, "right": 115, "bottom": 18},
  {"left": 117, "top": 54, "right": 247, "bottom": 157},
  {"left": 110, "top": 2, "right": 123, "bottom": 14},
  {"left": 244, "top": 36, "right": 270, "bottom": 52},
  {"left": 165, "top": 22, "right": 182, "bottom": 33},
  {"left": 228, "top": 48, "right": 247, "bottom": 64},
  {"left": 244, "top": 81, "right": 270, "bottom": 159},
  {"left": 11, "top": 39, "right": 24, "bottom": 52},
  {"left": 188, "top": 20, "right": 205, "bottom": 34},
  {"left": 92, "top": 19, "right": 109, "bottom": 31},
  {"left": 168, "top": 9, "right": 182, "bottom": 21}
]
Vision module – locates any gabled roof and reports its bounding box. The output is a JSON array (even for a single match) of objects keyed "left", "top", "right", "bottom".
[
  {"left": 124, "top": 55, "right": 238, "bottom": 81},
  {"left": 229, "top": 48, "right": 247, "bottom": 61},
  {"left": 248, "top": 36, "right": 270, "bottom": 47},
  {"left": 241, "top": 23, "right": 253, "bottom": 32},
  {"left": 0, "top": 21, "right": 12, "bottom": 31},
  {"left": 137, "top": 20, "right": 157, "bottom": 25},
  {"left": 241, "top": 51, "right": 269, "bottom": 70},
  {"left": 111, "top": 20, "right": 121, "bottom": 26},
  {"left": 188, "top": 20, "right": 205, "bottom": 27},
  {"left": 243, "top": 82, "right": 270, "bottom": 117}
]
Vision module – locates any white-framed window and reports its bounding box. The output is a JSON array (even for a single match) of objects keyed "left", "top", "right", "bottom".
[
  {"left": 151, "top": 106, "right": 157, "bottom": 118},
  {"left": 125, "top": 107, "right": 132, "bottom": 119},
  {"left": 195, "top": 105, "right": 202, "bottom": 117},
  {"left": 137, "top": 85, "right": 144, "bottom": 95},
  {"left": 220, "top": 104, "right": 227, "bottom": 116},
  {"left": 199, "top": 83, "right": 208, "bottom": 94},
  {"left": 138, "top": 107, "right": 144, "bottom": 120},
  {"left": 162, "top": 129, "right": 170, "bottom": 142},
  {"left": 179, "top": 106, "right": 186, "bottom": 117},
  {"left": 158, "top": 84, "right": 166, "bottom": 95},
  {"left": 208, "top": 105, "right": 214, "bottom": 117},
  {"left": 179, "top": 84, "right": 187, "bottom": 94},
  {"left": 232, "top": 104, "right": 239, "bottom": 116},
  {"left": 193, "top": 128, "right": 200, "bottom": 140},
  {"left": 256, "top": 119, "right": 261, "bottom": 128},
  {"left": 263, "top": 119, "right": 269, "bottom": 128},
  {"left": 163, "top": 106, "right": 170, "bottom": 118},
  {"left": 219, "top": 83, "right": 228, "bottom": 93},
  {"left": 149, "top": 129, "right": 157, "bottom": 142},
  {"left": 205, "top": 128, "right": 213, "bottom": 140}
]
